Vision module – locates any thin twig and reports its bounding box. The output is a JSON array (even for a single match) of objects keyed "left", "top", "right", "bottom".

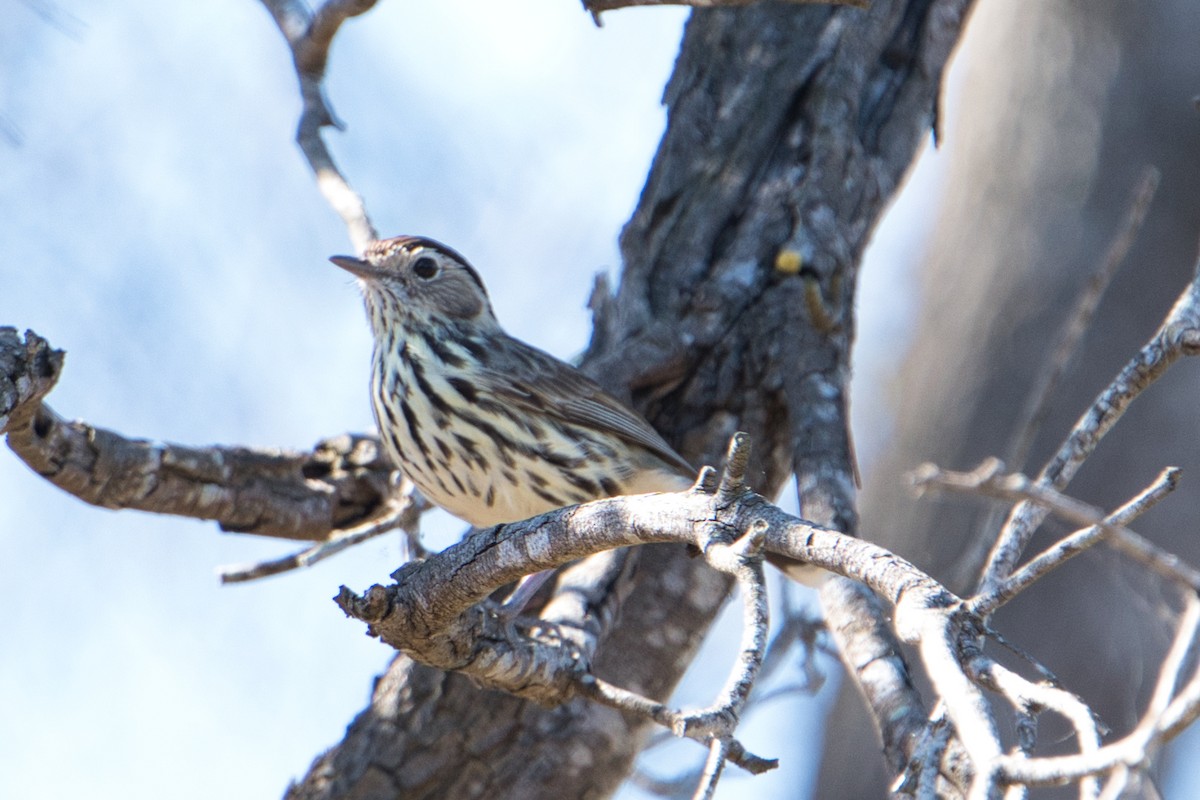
[
  {"left": 577, "top": 677, "right": 777, "bottom": 775},
  {"left": 915, "top": 461, "right": 1200, "bottom": 599},
  {"left": 219, "top": 479, "right": 427, "bottom": 583},
  {"left": 1146, "top": 595, "right": 1200, "bottom": 726},
  {"left": 690, "top": 519, "right": 770, "bottom": 738},
  {"left": 990, "top": 595, "right": 1200, "bottom": 787},
  {"left": 969, "top": 467, "right": 1180, "bottom": 613},
  {"left": 966, "top": 657, "right": 1101, "bottom": 798},
  {"left": 588, "top": 516, "right": 774, "bottom": 797},
  {"left": 976, "top": 256, "right": 1200, "bottom": 591},
  {"left": 693, "top": 738, "right": 729, "bottom": 800},
  {"left": 1146, "top": 594, "right": 1200, "bottom": 737},
  {"left": 1006, "top": 167, "right": 1160, "bottom": 471},
  {"left": 259, "top": 0, "right": 379, "bottom": 252}
]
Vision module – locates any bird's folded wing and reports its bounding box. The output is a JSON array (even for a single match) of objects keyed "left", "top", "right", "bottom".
[{"left": 475, "top": 350, "right": 694, "bottom": 477}]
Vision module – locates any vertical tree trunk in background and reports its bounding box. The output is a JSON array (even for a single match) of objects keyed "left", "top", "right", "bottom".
[{"left": 819, "top": 1, "right": 1200, "bottom": 795}]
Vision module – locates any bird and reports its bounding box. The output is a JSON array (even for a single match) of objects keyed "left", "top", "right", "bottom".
[
  {"left": 331, "top": 235, "right": 696, "bottom": 551},
  {"left": 333, "top": 236, "right": 824, "bottom": 598}
]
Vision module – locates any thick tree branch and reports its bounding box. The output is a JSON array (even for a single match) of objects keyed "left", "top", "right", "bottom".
[
  {"left": 336, "top": 477, "right": 954, "bottom": 701},
  {"left": 324, "top": 429, "right": 1200, "bottom": 796},
  {"left": 331, "top": 439, "right": 964, "bottom": 797},
  {"left": 0, "top": 328, "right": 397, "bottom": 543}
]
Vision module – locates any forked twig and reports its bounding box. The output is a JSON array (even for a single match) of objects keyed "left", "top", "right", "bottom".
[
  {"left": 219, "top": 478, "right": 428, "bottom": 583},
  {"left": 585, "top": 444, "right": 776, "bottom": 797},
  {"left": 259, "top": 0, "right": 379, "bottom": 252},
  {"left": 914, "top": 461, "right": 1200, "bottom": 602},
  {"left": 990, "top": 595, "right": 1200, "bottom": 788},
  {"left": 1006, "top": 167, "right": 1160, "bottom": 471},
  {"left": 976, "top": 254, "right": 1200, "bottom": 590}
]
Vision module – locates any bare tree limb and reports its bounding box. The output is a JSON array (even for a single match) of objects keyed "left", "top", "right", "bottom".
[
  {"left": 916, "top": 460, "right": 1200, "bottom": 596},
  {"left": 328, "top": 435, "right": 981, "bottom": 795},
  {"left": 218, "top": 477, "right": 428, "bottom": 582},
  {"left": 969, "top": 466, "right": 1180, "bottom": 613},
  {"left": 335, "top": 466, "right": 957, "bottom": 703},
  {"left": 2, "top": 327, "right": 404, "bottom": 546},
  {"left": 258, "top": 0, "right": 379, "bottom": 252},
  {"left": 978, "top": 257, "right": 1200, "bottom": 590},
  {"left": 7, "top": 408, "right": 393, "bottom": 547},
  {"left": 1005, "top": 166, "right": 1161, "bottom": 471}
]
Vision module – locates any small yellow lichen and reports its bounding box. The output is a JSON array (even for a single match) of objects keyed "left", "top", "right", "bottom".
[{"left": 774, "top": 249, "right": 803, "bottom": 274}]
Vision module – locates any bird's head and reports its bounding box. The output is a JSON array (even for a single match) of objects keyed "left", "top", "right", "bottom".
[{"left": 331, "top": 236, "right": 498, "bottom": 331}]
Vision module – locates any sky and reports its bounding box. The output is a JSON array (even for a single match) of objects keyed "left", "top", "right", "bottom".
[{"left": 0, "top": 2, "right": 950, "bottom": 799}]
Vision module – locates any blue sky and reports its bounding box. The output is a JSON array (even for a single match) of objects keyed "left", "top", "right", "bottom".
[{"left": 0, "top": 2, "right": 951, "bottom": 798}]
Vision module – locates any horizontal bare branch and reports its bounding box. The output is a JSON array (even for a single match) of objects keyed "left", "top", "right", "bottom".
[
  {"left": 2, "top": 325, "right": 397, "bottom": 542},
  {"left": 10, "top": 404, "right": 395, "bottom": 541},
  {"left": 915, "top": 460, "right": 1200, "bottom": 597},
  {"left": 335, "top": 451, "right": 957, "bottom": 704}
]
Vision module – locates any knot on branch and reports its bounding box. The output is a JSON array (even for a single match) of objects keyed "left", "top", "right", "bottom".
[
  {"left": 303, "top": 432, "right": 397, "bottom": 531},
  {"left": 675, "top": 708, "right": 738, "bottom": 740},
  {"left": 703, "top": 518, "right": 769, "bottom": 574},
  {"left": 0, "top": 327, "right": 64, "bottom": 435}
]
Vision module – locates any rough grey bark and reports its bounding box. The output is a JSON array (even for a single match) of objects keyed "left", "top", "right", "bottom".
[{"left": 820, "top": 1, "right": 1200, "bottom": 796}]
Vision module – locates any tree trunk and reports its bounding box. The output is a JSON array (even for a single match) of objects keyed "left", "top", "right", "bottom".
[{"left": 285, "top": 2, "right": 971, "bottom": 797}]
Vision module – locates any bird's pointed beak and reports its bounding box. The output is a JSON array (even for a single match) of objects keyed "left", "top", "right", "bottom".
[{"left": 329, "top": 255, "right": 381, "bottom": 281}]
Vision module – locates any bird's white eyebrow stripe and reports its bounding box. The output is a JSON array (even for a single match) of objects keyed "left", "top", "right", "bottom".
[{"left": 369, "top": 236, "right": 488, "bottom": 294}]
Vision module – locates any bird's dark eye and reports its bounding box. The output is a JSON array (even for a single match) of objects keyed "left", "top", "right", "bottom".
[{"left": 412, "top": 256, "right": 439, "bottom": 280}]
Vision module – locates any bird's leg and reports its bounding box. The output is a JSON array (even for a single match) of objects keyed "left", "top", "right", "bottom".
[{"left": 499, "top": 569, "right": 556, "bottom": 619}]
